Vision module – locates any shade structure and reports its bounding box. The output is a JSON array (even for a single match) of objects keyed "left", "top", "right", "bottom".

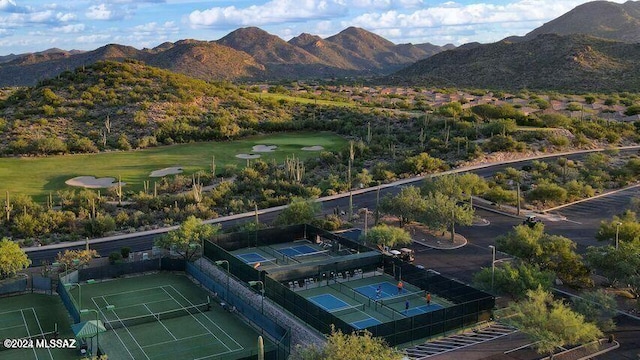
[{"left": 71, "top": 320, "right": 106, "bottom": 339}]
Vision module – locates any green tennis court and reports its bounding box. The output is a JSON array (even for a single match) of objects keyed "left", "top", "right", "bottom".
[
  {"left": 74, "top": 273, "right": 271, "bottom": 360},
  {"left": 0, "top": 294, "right": 78, "bottom": 360}
]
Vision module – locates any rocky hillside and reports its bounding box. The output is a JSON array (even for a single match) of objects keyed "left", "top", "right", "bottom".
[
  {"left": 523, "top": 0, "right": 640, "bottom": 43},
  {"left": 389, "top": 33, "right": 640, "bottom": 92},
  {"left": 0, "top": 27, "right": 451, "bottom": 86},
  {"left": 0, "top": 60, "right": 292, "bottom": 155}
]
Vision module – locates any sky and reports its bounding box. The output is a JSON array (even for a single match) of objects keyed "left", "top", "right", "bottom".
[{"left": 0, "top": 0, "right": 629, "bottom": 55}]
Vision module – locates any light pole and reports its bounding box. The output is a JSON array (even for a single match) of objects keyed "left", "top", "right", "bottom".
[
  {"left": 248, "top": 280, "right": 264, "bottom": 314},
  {"left": 80, "top": 309, "right": 99, "bottom": 356},
  {"left": 488, "top": 245, "right": 496, "bottom": 291},
  {"left": 363, "top": 207, "right": 369, "bottom": 236},
  {"left": 615, "top": 222, "right": 622, "bottom": 250},
  {"left": 66, "top": 279, "right": 96, "bottom": 310},
  {"left": 215, "top": 260, "right": 230, "bottom": 301}
]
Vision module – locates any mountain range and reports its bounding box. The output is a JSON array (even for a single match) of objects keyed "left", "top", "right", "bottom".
[
  {"left": 1, "top": 0, "right": 639, "bottom": 91},
  {"left": 390, "top": 0, "right": 640, "bottom": 91},
  {"left": 0, "top": 26, "right": 453, "bottom": 87}
]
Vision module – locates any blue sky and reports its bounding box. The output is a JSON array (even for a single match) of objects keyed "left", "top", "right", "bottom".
[{"left": 0, "top": 0, "right": 627, "bottom": 55}]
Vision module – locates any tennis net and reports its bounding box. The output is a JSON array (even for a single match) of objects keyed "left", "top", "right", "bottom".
[
  {"left": 291, "top": 249, "right": 330, "bottom": 260},
  {"left": 379, "top": 290, "right": 427, "bottom": 306},
  {"left": 328, "top": 282, "right": 371, "bottom": 307},
  {"left": 104, "top": 301, "right": 211, "bottom": 330},
  {"left": 330, "top": 303, "right": 365, "bottom": 317},
  {"left": 263, "top": 246, "right": 300, "bottom": 264},
  {"left": 246, "top": 258, "right": 278, "bottom": 268}
]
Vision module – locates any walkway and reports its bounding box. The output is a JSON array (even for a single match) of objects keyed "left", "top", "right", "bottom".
[{"left": 403, "top": 322, "right": 518, "bottom": 359}]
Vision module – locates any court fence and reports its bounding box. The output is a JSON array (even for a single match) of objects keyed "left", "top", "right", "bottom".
[
  {"left": 0, "top": 273, "right": 54, "bottom": 296},
  {"left": 186, "top": 262, "right": 291, "bottom": 360},
  {"left": 77, "top": 257, "right": 186, "bottom": 281},
  {"left": 57, "top": 272, "right": 81, "bottom": 324},
  {"left": 359, "top": 257, "right": 495, "bottom": 346},
  {"left": 204, "top": 223, "right": 496, "bottom": 347}
]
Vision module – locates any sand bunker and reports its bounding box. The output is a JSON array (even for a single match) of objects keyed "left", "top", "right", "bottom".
[
  {"left": 301, "top": 145, "right": 324, "bottom": 151},
  {"left": 149, "top": 167, "right": 183, "bottom": 177},
  {"left": 252, "top": 145, "right": 277, "bottom": 152},
  {"left": 65, "top": 176, "right": 126, "bottom": 189},
  {"left": 236, "top": 154, "right": 261, "bottom": 159}
]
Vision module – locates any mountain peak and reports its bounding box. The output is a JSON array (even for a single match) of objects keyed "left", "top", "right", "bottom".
[{"left": 525, "top": 0, "right": 640, "bottom": 42}]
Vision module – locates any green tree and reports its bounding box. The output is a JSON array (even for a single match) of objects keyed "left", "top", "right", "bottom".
[
  {"left": 586, "top": 241, "right": 640, "bottom": 295},
  {"left": 291, "top": 326, "right": 403, "bottom": 360},
  {"left": 423, "top": 173, "right": 488, "bottom": 206},
  {"left": 361, "top": 224, "right": 412, "bottom": 248},
  {"left": 473, "top": 262, "right": 554, "bottom": 299},
  {"left": 379, "top": 186, "right": 427, "bottom": 227},
  {"left": 526, "top": 181, "right": 567, "bottom": 206},
  {"left": 421, "top": 192, "right": 474, "bottom": 242},
  {"left": 0, "top": 238, "right": 31, "bottom": 279},
  {"left": 572, "top": 289, "right": 617, "bottom": 332},
  {"left": 595, "top": 211, "right": 640, "bottom": 245},
  {"left": 274, "top": 197, "right": 321, "bottom": 226},
  {"left": 503, "top": 288, "right": 602, "bottom": 357},
  {"left": 155, "top": 216, "right": 220, "bottom": 261},
  {"left": 496, "top": 224, "right": 590, "bottom": 286}
]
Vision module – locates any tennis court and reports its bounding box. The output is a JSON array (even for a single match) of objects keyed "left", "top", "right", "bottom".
[
  {"left": 75, "top": 273, "right": 270, "bottom": 360},
  {"left": 0, "top": 294, "right": 77, "bottom": 360},
  {"left": 345, "top": 275, "right": 446, "bottom": 317},
  {"left": 301, "top": 289, "right": 387, "bottom": 330},
  {"left": 297, "top": 271, "right": 449, "bottom": 330}
]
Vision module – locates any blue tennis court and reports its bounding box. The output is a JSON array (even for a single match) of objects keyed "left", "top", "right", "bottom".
[
  {"left": 355, "top": 281, "right": 407, "bottom": 300},
  {"left": 277, "top": 244, "right": 320, "bottom": 257},
  {"left": 307, "top": 293, "right": 382, "bottom": 329},
  {"left": 237, "top": 252, "right": 268, "bottom": 264},
  {"left": 308, "top": 294, "right": 350, "bottom": 311},
  {"left": 404, "top": 304, "right": 444, "bottom": 316},
  {"left": 352, "top": 318, "right": 381, "bottom": 329}
]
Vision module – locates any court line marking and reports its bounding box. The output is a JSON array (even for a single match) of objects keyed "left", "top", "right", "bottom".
[
  {"left": 142, "top": 303, "right": 177, "bottom": 341},
  {"left": 109, "top": 298, "right": 176, "bottom": 312},
  {"left": 0, "top": 324, "right": 27, "bottom": 332},
  {"left": 163, "top": 286, "right": 243, "bottom": 350},
  {"left": 20, "top": 309, "right": 39, "bottom": 360},
  {"left": 141, "top": 332, "right": 211, "bottom": 349},
  {"left": 100, "top": 285, "right": 170, "bottom": 298},
  {"left": 101, "top": 295, "right": 151, "bottom": 360},
  {"left": 159, "top": 287, "right": 232, "bottom": 352},
  {"left": 30, "top": 307, "right": 54, "bottom": 360},
  {"left": 164, "top": 285, "right": 244, "bottom": 351},
  {"left": 92, "top": 297, "right": 138, "bottom": 360},
  {"left": 309, "top": 293, "right": 380, "bottom": 325}
]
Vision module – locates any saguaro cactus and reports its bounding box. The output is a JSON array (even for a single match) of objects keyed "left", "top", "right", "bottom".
[{"left": 4, "top": 191, "right": 13, "bottom": 222}]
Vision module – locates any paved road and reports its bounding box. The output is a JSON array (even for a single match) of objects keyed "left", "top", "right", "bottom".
[{"left": 25, "top": 148, "right": 640, "bottom": 266}]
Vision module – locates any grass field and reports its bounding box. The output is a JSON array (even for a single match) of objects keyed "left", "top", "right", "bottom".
[
  {"left": 72, "top": 272, "right": 272, "bottom": 360},
  {"left": 250, "top": 92, "right": 357, "bottom": 107},
  {"left": 0, "top": 132, "right": 346, "bottom": 200},
  {"left": 0, "top": 294, "right": 78, "bottom": 360}
]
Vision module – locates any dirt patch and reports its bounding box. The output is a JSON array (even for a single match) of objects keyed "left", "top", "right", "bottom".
[
  {"left": 65, "top": 176, "right": 125, "bottom": 189},
  {"left": 252, "top": 145, "right": 277, "bottom": 152},
  {"left": 301, "top": 145, "right": 324, "bottom": 151},
  {"left": 149, "top": 167, "right": 183, "bottom": 177},
  {"left": 235, "top": 153, "right": 261, "bottom": 159}
]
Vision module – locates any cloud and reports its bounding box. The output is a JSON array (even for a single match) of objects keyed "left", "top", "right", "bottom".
[
  {"left": 131, "top": 21, "right": 178, "bottom": 36},
  {"left": 346, "top": 0, "right": 627, "bottom": 44},
  {"left": 52, "top": 23, "right": 85, "bottom": 33},
  {"left": 86, "top": 4, "right": 127, "bottom": 20},
  {"left": 189, "top": 0, "right": 348, "bottom": 28},
  {"left": 0, "top": 0, "right": 29, "bottom": 13},
  {"left": 76, "top": 33, "right": 112, "bottom": 43}
]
